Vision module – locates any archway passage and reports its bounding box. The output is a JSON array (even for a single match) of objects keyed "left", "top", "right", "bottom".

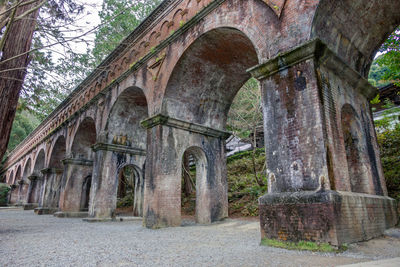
[
  {"left": 162, "top": 27, "right": 259, "bottom": 130},
  {"left": 144, "top": 27, "right": 259, "bottom": 228},
  {"left": 71, "top": 118, "right": 97, "bottom": 160},
  {"left": 89, "top": 87, "right": 148, "bottom": 219},
  {"left": 106, "top": 86, "right": 148, "bottom": 148},
  {"left": 28, "top": 150, "right": 45, "bottom": 205},
  {"left": 58, "top": 118, "right": 96, "bottom": 215},
  {"left": 180, "top": 147, "right": 209, "bottom": 225},
  {"left": 19, "top": 158, "right": 32, "bottom": 204},
  {"left": 9, "top": 166, "right": 22, "bottom": 204},
  {"left": 41, "top": 136, "right": 66, "bottom": 210},
  {"left": 115, "top": 165, "right": 143, "bottom": 217},
  {"left": 341, "top": 104, "right": 370, "bottom": 194}
]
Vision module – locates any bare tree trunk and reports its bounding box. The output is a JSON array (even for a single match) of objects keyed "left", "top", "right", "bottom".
[
  {"left": 0, "top": 0, "right": 39, "bottom": 160},
  {"left": 182, "top": 152, "right": 193, "bottom": 197}
]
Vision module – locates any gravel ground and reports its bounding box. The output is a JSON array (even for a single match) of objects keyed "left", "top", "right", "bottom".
[{"left": 1, "top": 209, "right": 399, "bottom": 267}]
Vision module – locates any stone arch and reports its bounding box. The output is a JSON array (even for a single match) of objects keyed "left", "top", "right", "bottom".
[
  {"left": 7, "top": 170, "right": 14, "bottom": 184},
  {"left": 71, "top": 117, "right": 97, "bottom": 160},
  {"left": 14, "top": 165, "right": 22, "bottom": 184},
  {"left": 180, "top": 146, "right": 209, "bottom": 224},
  {"left": 22, "top": 158, "right": 32, "bottom": 181},
  {"left": 49, "top": 136, "right": 66, "bottom": 169},
  {"left": 105, "top": 86, "right": 148, "bottom": 149},
  {"left": 312, "top": 0, "right": 400, "bottom": 76},
  {"left": 340, "top": 104, "right": 373, "bottom": 195},
  {"left": 162, "top": 27, "right": 259, "bottom": 130},
  {"left": 115, "top": 163, "right": 144, "bottom": 217},
  {"left": 33, "top": 149, "right": 46, "bottom": 174}
]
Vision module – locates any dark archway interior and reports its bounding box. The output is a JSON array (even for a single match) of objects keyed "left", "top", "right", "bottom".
[
  {"left": 14, "top": 166, "right": 21, "bottom": 183},
  {"left": 181, "top": 150, "right": 196, "bottom": 220},
  {"left": 9, "top": 171, "right": 14, "bottom": 184},
  {"left": 80, "top": 175, "right": 91, "bottom": 211},
  {"left": 116, "top": 165, "right": 142, "bottom": 216},
  {"left": 341, "top": 104, "right": 368, "bottom": 194},
  {"left": 23, "top": 159, "right": 31, "bottom": 180},
  {"left": 49, "top": 136, "right": 66, "bottom": 169},
  {"left": 71, "top": 118, "right": 97, "bottom": 160},
  {"left": 33, "top": 150, "right": 45, "bottom": 174},
  {"left": 163, "top": 27, "right": 259, "bottom": 130},
  {"left": 106, "top": 87, "right": 148, "bottom": 149}
]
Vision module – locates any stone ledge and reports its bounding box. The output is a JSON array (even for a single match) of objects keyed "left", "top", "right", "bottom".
[
  {"left": 248, "top": 38, "right": 378, "bottom": 100},
  {"left": 83, "top": 216, "right": 142, "bottom": 223},
  {"left": 54, "top": 211, "right": 88, "bottom": 218},
  {"left": 34, "top": 207, "right": 59, "bottom": 215},
  {"left": 141, "top": 114, "right": 231, "bottom": 139},
  {"left": 62, "top": 158, "right": 93, "bottom": 166},
  {"left": 259, "top": 190, "right": 398, "bottom": 246},
  {"left": 92, "top": 143, "right": 146, "bottom": 156},
  {"left": 23, "top": 203, "right": 38, "bottom": 210}
]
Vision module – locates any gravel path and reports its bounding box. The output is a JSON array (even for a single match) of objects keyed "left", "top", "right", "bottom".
[{"left": 0, "top": 210, "right": 399, "bottom": 267}]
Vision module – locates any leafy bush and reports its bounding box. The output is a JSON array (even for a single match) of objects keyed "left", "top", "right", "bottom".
[
  {"left": 377, "top": 125, "right": 400, "bottom": 200},
  {"left": 116, "top": 194, "right": 133, "bottom": 208},
  {"left": 0, "top": 183, "right": 10, "bottom": 206}
]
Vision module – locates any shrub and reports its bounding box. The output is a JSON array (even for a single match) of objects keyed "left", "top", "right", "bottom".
[
  {"left": 0, "top": 183, "right": 10, "bottom": 206},
  {"left": 377, "top": 125, "right": 400, "bottom": 200}
]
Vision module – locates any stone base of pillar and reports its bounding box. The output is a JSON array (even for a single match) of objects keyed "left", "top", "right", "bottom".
[
  {"left": 54, "top": 211, "right": 88, "bottom": 218},
  {"left": 34, "top": 207, "right": 58, "bottom": 215},
  {"left": 23, "top": 203, "right": 38, "bottom": 210},
  {"left": 83, "top": 216, "right": 142, "bottom": 223},
  {"left": 259, "top": 190, "right": 398, "bottom": 246}
]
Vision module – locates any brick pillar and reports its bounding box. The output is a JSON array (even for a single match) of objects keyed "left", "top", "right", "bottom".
[
  {"left": 17, "top": 180, "right": 29, "bottom": 204},
  {"left": 58, "top": 158, "right": 93, "bottom": 212},
  {"left": 39, "top": 168, "right": 63, "bottom": 210},
  {"left": 141, "top": 114, "right": 229, "bottom": 229},
  {"left": 249, "top": 39, "right": 398, "bottom": 246},
  {"left": 87, "top": 143, "right": 145, "bottom": 220},
  {"left": 27, "top": 174, "right": 41, "bottom": 204}
]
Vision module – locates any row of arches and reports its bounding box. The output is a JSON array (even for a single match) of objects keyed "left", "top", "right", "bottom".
[{"left": 1, "top": 0, "right": 398, "bottom": 236}]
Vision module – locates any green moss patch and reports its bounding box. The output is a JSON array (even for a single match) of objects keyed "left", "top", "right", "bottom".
[{"left": 261, "top": 238, "right": 347, "bottom": 253}]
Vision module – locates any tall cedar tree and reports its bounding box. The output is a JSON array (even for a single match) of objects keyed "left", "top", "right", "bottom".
[{"left": 0, "top": 0, "right": 40, "bottom": 161}]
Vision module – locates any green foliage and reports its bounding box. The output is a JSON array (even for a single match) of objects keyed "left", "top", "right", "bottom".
[
  {"left": 227, "top": 149, "right": 267, "bottom": 217},
  {"left": 0, "top": 183, "right": 10, "bottom": 206},
  {"left": 117, "top": 194, "right": 133, "bottom": 208},
  {"left": 6, "top": 109, "right": 40, "bottom": 156},
  {"left": 93, "top": 0, "right": 162, "bottom": 64},
  {"left": 369, "top": 27, "right": 400, "bottom": 86},
  {"left": 374, "top": 99, "right": 400, "bottom": 130},
  {"left": 261, "top": 238, "right": 346, "bottom": 253},
  {"left": 377, "top": 124, "right": 400, "bottom": 201},
  {"left": 227, "top": 78, "right": 263, "bottom": 139},
  {"left": 368, "top": 61, "right": 391, "bottom": 87}
]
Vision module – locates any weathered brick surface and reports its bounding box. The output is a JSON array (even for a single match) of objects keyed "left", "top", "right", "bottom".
[
  {"left": 259, "top": 190, "right": 398, "bottom": 246},
  {"left": 0, "top": 0, "right": 398, "bottom": 245}
]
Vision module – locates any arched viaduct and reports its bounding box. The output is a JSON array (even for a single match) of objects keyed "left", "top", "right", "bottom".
[{"left": 1, "top": 0, "right": 399, "bottom": 246}]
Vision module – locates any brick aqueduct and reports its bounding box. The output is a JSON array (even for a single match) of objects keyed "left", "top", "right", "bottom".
[{"left": 1, "top": 0, "right": 399, "bottom": 245}]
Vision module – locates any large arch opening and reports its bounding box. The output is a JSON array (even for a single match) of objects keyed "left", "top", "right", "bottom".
[
  {"left": 89, "top": 86, "right": 148, "bottom": 219},
  {"left": 341, "top": 104, "right": 370, "bottom": 194},
  {"left": 106, "top": 87, "right": 148, "bottom": 148},
  {"left": 180, "top": 146, "right": 208, "bottom": 225},
  {"left": 163, "top": 27, "right": 259, "bottom": 130},
  {"left": 159, "top": 27, "right": 261, "bottom": 225},
  {"left": 14, "top": 165, "right": 21, "bottom": 184},
  {"left": 49, "top": 136, "right": 66, "bottom": 169},
  {"left": 28, "top": 149, "right": 45, "bottom": 204},
  {"left": 115, "top": 164, "right": 143, "bottom": 217},
  {"left": 60, "top": 117, "right": 97, "bottom": 213},
  {"left": 45, "top": 136, "right": 66, "bottom": 208},
  {"left": 71, "top": 118, "right": 97, "bottom": 160}
]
